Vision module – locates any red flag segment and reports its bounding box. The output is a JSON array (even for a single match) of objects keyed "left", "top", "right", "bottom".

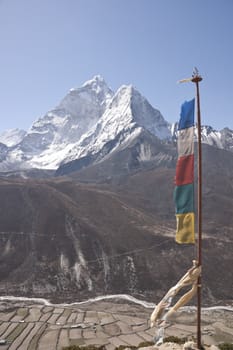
[{"left": 175, "top": 154, "right": 194, "bottom": 186}]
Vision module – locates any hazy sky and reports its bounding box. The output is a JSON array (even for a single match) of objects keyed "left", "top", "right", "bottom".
[{"left": 0, "top": 0, "right": 233, "bottom": 133}]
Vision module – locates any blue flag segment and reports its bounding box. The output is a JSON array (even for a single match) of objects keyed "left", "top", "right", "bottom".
[{"left": 178, "top": 99, "right": 195, "bottom": 130}]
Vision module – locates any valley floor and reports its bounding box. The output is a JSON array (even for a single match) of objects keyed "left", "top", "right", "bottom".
[{"left": 0, "top": 299, "right": 232, "bottom": 350}]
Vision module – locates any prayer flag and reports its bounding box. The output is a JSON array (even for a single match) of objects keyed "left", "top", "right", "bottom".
[
  {"left": 178, "top": 99, "right": 195, "bottom": 130},
  {"left": 175, "top": 213, "right": 195, "bottom": 244},
  {"left": 174, "top": 99, "right": 195, "bottom": 244},
  {"left": 174, "top": 184, "right": 194, "bottom": 213},
  {"left": 175, "top": 154, "right": 194, "bottom": 186},
  {"left": 177, "top": 127, "right": 194, "bottom": 157}
]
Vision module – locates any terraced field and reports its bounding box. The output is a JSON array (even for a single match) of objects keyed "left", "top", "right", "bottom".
[{"left": 0, "top": 300, "right": 232, "bottom": 349}]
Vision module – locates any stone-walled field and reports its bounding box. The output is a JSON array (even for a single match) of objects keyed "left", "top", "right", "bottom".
[{"left": 0, "top": 300, "right": 232, "bottom": 349}]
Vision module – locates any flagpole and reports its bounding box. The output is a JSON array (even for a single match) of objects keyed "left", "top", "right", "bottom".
[{"left": 191, "top": 69, "right": 203, "bottom": 350}]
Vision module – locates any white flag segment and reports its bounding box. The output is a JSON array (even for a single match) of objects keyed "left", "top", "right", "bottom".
[
  {"left": 177, "top": 126, "right": 194, "bottom": 157},
  {"left": 178, "top": 77, "right": 193, "bottom": 84},
  {"left": 150, "top": 262, "right": 201, "bottom": 345}
]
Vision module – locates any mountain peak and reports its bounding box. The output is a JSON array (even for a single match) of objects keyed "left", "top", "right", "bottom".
[
  {"left": 67, "top": 75, "right": 113, "bottom": 102},
  {"left": 83, "top": 74, "right": 105, "bottom": 85},
  {"left": 80, "top": 75, "right": 114, "bottom": 107},
  {"left": 116, "top": 84, "right": 139, "bottom": 95},
  {"left": 82, "top": 75, "right": 110, "bottom": 92},
  {"left": 111, "top": 85, "right": 141, "bottom": 109}
]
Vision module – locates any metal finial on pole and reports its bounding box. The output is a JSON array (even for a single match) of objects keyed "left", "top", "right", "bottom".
[
  {"left": 191, "top": 67, "right": 203, "bottom": 83},
  {"left": 191, "top": 67, "right": 203, "bottom": 349}
]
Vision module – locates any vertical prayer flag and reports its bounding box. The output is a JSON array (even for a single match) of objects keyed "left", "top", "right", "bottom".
[{"left": 174, "top": 99, "right": 195, "bottom": 244}]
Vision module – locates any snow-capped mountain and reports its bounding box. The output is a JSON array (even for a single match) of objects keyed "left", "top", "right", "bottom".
[
  {"left": 0, "top": 75, "right": 232, "bottom": 173},
  {"left": 0, "top": 76, "right": 171, "bottom": 172},
  {"left": 216, "top": 127, "right": 233, "bottom": 151},
  {"left": 0, "top": 128, "right": 26, "bottom": 147},
  {"left": 171, "top": 123, "right": 233, "bottom": 151},
  {"left": 195, "top": 125, "right": 233, "bottom": 150},
  {"left": 60, "top": 84, "right": 171, "bottom": 166}
]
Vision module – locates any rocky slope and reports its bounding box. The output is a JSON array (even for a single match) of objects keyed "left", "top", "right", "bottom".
[{"left": 0, "top": 143, "right": 233, "bottom": 305}]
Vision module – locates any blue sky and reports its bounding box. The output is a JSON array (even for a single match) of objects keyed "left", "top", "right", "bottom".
[{"left": 0, "top": 0, "right": 233, "bottom": 133}]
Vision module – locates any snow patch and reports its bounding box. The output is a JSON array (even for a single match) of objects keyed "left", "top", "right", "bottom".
[
  {"left": 0, "top": 128, "right": 26, "bottom": 147},
  {"left": 138, "top": 143, "right": 152, "bottom": 161}
]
